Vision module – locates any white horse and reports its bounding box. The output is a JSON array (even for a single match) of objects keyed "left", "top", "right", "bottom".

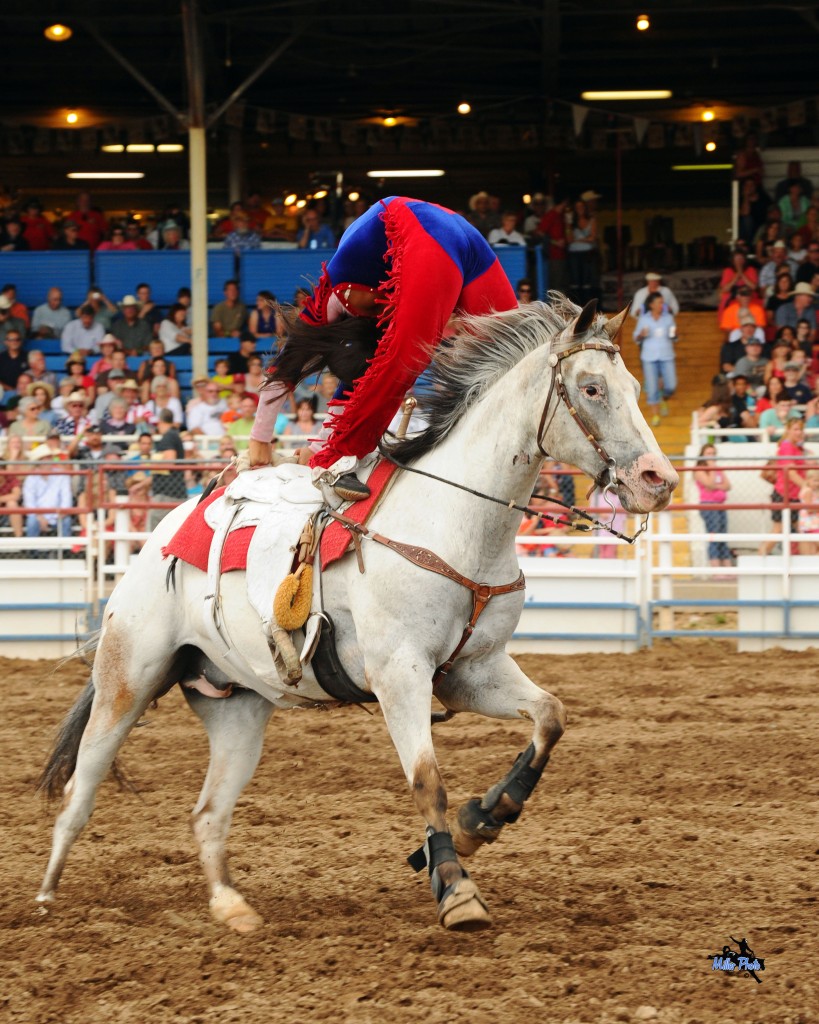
[{"left": 37, "top": 297, "right": 678, "bottom": 933}]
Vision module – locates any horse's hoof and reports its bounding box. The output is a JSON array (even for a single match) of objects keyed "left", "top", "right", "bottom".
[
  {"left": 437, "top": 878, "right": 492, "bottom": 932},
  {"left": 452, "top": 797, "right": 503, "bottom": 858},
  {"left": 451, "top": 825, "right": 483, "bottom": 858},
  {"left": 35, "top": 891, "right": 55, "bottom": 906},
  {"left": 209, "top": 887, "right": 263, "bottom": 934}
]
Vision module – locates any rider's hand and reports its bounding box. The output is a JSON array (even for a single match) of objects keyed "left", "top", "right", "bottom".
[{"left": 247, "top": 439, "right": 272, "bottom": 468}]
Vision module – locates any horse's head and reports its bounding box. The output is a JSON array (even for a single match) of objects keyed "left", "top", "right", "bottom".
[{"left": 544, "top": 299, "right": 678, "bottom": 513}]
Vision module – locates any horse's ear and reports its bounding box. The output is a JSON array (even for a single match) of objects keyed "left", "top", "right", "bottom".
[
  {"left": 572, "top": 298, "right": 598, "bottom": 337},
  {"left": 603, "top": 305, "right": 629, "bottom": 341}
]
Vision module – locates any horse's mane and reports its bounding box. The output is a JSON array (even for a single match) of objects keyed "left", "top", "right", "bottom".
[{"left": 386, "top": 292, "right": 586, "bottom": 462}]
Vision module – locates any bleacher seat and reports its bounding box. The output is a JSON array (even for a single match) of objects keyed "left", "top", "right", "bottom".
[
  {"left": 31, "top": 338, "right": 62, "bottom": 355},
  {"left": 0, "top": 252, "right": 91, "bottom": 307},
  {"left": 491, "top": 246, "right": 528, "bottom": 289},
  {"left": 208, "top": 336, "right": 242, "bottom": 353},
  {"left": 239, "top": 250, "right": 333, "bottom": 306},
  {"left": 94, "top": 251, "right": 235, "bottom": 306}
]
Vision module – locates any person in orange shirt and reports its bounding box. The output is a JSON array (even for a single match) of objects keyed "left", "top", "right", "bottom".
[{"left": 719, "top": 286, "right": 766, "bottom": 332}]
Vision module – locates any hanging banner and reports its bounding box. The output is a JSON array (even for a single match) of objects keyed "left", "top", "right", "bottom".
[
  {"left": 633, "top": 117, "right": 649, "bottom": 145},
  {"left": 571, "top": 103, "right": 589, "bottom": 136}
]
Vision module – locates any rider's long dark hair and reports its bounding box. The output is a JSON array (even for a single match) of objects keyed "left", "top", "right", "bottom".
[{"left": 266, "top": 316, "right": 383, "bottom": 388}]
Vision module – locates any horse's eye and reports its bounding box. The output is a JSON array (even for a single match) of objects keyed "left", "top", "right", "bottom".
[{"left": 584, "top": 384, "right": 600, "bottom": 398}]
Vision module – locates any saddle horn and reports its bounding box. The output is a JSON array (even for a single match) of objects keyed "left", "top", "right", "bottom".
[
  {"left": 603, "top": 305, "right": 629, "bottom": 341},
  {"left": 572, "top": 298, "right": 598, "bottom": 337}
]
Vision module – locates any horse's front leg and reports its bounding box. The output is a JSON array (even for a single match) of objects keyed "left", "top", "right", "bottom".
[
  {"left": 435, "top": 652, "right": 566, "bottom": 857},
  {"left": 369, "top": 651, "right": 492, "bottom": 932}
]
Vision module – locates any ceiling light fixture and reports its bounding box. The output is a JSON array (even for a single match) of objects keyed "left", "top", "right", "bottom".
[
  {"left": 702, "top": 109, "right": 715, "bottom": 122},
  {"left": 313, "top": 189, "right": 328, "bottom": 199},
  {"left": 671, "top": 164, "right": 732, "bottom": 171},
  {"left": 581, "top": 90, "right": 672, "bottom": 101},
  {"left": 101, "top": 144, "right": 125, "bottom": 153},
  {"left": 126, "top": 143, "right": 155, "bottom": 153},
  {"left": 636, "top": 13, "right": 650, "bottom": 31},
  {"left": 383, "top": 116, "right": 398, "bottom": 127},
  {"left": 348, "top": 191, "right": 360, "bottom": 202},
  {"left": 295, "top": 199, "right": 307, "bottom": 209},
  {"left": 66, "top": 111, "right": 78, "bottom": 125},
  {"left": 45, "top": 23, "right": 72, "bottom": 42},
  {"left": 704, "top": 141, "right": 717, "bottom": 152},
  {"left": 67, "top": 172, "right": 146, "bottom": 179},
  {"left": 284, "top": 193, "right": 297, "bottom": 206},
  {"left": 366, "top": 169, "right": 445, "bottom": 178},
  {"left": 457, "top": 102, "right": 471, "bottom": 115},
  {"left": 156, "top": 143, "right": 184, "bottom": 153},
  {"left": 522, "top": 193, "right": 532, "bottom": 205}
]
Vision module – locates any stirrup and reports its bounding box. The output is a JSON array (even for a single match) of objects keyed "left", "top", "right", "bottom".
[{"left": 333, "top": 472, "right": 371, "bottom": 502}]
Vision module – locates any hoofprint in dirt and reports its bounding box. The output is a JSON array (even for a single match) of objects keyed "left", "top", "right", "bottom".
[{"left": 2, "top": 641, "right": 815, "bottom": 1024}]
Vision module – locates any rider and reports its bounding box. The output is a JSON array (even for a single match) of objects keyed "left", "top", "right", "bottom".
[{"left": 247, "top": 196, "right": 517, "bottom": 501}]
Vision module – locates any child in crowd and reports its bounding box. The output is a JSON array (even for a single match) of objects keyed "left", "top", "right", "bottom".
[
  {"left": 798, "top": 468, "right": 819, "bottom": 554},
  {"left": 210, "top": 357, "right": 233, "bottom": 400}
]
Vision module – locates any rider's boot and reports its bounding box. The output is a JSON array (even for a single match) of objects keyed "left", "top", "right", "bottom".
[{"left": 312, "top": 456, "right": 371, "bottom": 505}]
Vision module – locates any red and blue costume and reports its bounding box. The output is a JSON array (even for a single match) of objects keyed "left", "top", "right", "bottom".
[{"left": 252, "top": 196, "right": 517, "bottom": 471}]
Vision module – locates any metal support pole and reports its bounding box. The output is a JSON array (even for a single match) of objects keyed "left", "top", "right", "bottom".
[
  {"left": 615, "top": 131, "right": 623, "bottom": 309},
  {"left": 189, "top": 125, "right": 209, "bottom": 381},
  {"left": 227, "top": 126, "right": 244, "bottom": 204}
]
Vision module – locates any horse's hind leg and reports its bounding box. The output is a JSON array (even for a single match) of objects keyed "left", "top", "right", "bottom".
[
  {"left": 182, "top": 686, "right": 273, "bottom": 934},
  {"left": 436, "top": 652, "right": 566, "bottom": 857},
  {"left": 372, "top": 659, "right": 492, "bottom": 932},
  {"left": 37, "top": 628, "right": 171, "bottom": 904}
]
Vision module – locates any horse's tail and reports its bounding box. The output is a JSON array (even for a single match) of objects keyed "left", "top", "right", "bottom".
[{"left": 37, "top": 678, "right": 96, "bottom": 801}]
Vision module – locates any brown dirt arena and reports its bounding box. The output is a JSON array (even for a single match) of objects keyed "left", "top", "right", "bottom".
[{"left": 2, "top": 641, "right": 816, "bottom": 1024}]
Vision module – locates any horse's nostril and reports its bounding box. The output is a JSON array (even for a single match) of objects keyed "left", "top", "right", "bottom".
[{"left": 642, "top": 470, "right": 665, "bottom": 487}]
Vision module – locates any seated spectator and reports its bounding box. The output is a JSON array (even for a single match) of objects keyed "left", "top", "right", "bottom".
[
  {"left": 247, "top": 291, "right": 282, "bottom": 343},
  {"left": 53, "top": 219, "right": 90, "bottom": 251},
  {"left": 727, "top": 317, "right": 766, "bottom": 348},
  {"left": 765, "top": 336, "right": 795, "bottom": 384},
  {"left": 89, "top": 335, "right": 120, "bottom": 380},
  {"left": 8, "top": 395, "right": 49, "bottom": 448},
  {"left": 245, "top": 355, "right": 265, "bottom": 394},
  {"left": 774, "top": 282, "right": 818, "bottom": 337},
  {"left": 765, "top": 270, "right": 795, "bottom": 327},
  {"left": 795, "top": 319, "right": 815, "bottom": 362},
  {"left": 778, "top": 183, "right": 809, "bottom": 233},
  {"left": 210, "top": 357, "right": 233, "bottom": 399},
  {"left": 137, "top": 347, "right": 179, "bottom": 399},
  {"left": 719, "top": 332, "right": 746, "bottom": 375},
  {"left": 0, "top": 432, "right": 24, "bottom": 539},
  {"left": 719, "top": 286, "right": 766, "bottom": 333},
  {"left": 143, "top": 378, "right": 184, "bottom": 429},
  {"left": 95, "top": 350, "right": 128, "bottom": 392},
  {"left": 630, "top": 272, "right": 680, "bottom": 319},
  {"left": 161, "top": 222, "right": 189, "bottom": 250},
  {"left": 697, "top": 376, "right": 732, "bottom": 432},
  {"left": 135, "top": 283, "right": 162, "bottom": 336},
  {"left": 20, "top": 199, "right": 55, "bottom": 251},
  {"left": 806, "top": 382, "right": 819, "bottom": 427},
  {"left": 31, "top": 287, "right": 71, "bottom": 339},
  {"left": 0, "top": 297, "right": 27, "bottom": 344},
  {"left": 515, "top": 279, "right": 535, "bottom": 304},
  {"left": 487, "top": 211, "right": 526, "bottom": 246},
  {"left": 1, "top": 284, "right": 30, "bottom": 330},
  {"left": 226, "top": 396, "right": 259, "bottom": 450},
  {"left": 281, "top": 395, "right": 319, "bottom": 440},
  {"left": 210, "top": 279, "right": 246, "bottom": 338},
  {"left": 69, "top": 192, "right": 108, "bottom": 250},
  {"left": 149, "top": 410, "right": 187, "bottom": 530},
  {"left": 759, "top": 415, "right": 807, "bottom": 555},
  {"left": 782, "top": 361, "right": 812, "bottom": 404},
  {"left": 111, "top": 295, "right": 153, "bottom": 355},
  {"left": 175, "top": 286, "right": 191, "bottom": 321},
  {"left": 22, "top": 443, "right": 74, "bottom": 540},
  {"left": 223, "top": 210, "right": 261, "bottom": 253},
  {"left": 96, "top": 224, "right": 136, "bottom": 252},
  {"left": 187, "top": 382, "right": 227, "bottom": 437},
  {"left": 0, "top": 218, "right": 30, "bottom": 252},
  {"left": 124, "top": 431, "right": 155, "bottom": 467},
  {"left": 758, "top": 239, "right": 789, "bottom": 295},
  {"left": 61, "top": 305, "right": 105, "bottom": 356},
  {"left": 99, "top": 397, "right": 136, "bottom": 447},
  {"left": 212, "top": 202, "right": 245, "bottom": 240},
  {"left": 717, "top": 249, "right": 759, "bottom": 317},
  {"left": 77, "top": 288, "right": 117, "bottom": 330},
  {"left": 753, "top": 206, "right": 784, "bottom": 263},
  {"left": 27, "top": 381, "right": 57, "bottom": 425},
  {"left": 0, "top": 329, "right": 28, "bottom": 394},
  {"left": 522, "top": 193, "right": 549, "bottom": 241},
  {"left": 775, "top": 161, "right": 813, "bottom": 201},
  {"left": 66, "top": 421, "right": 108, "bottom": 461},
  {"left": 185, "top": 375, "right": 209, "bottom": 417},
  {"left": 797, "top": 467, "right": 819, "bottom": 555},
  {"left": 55, "top": 390, "right": 95, "bottom": 436},
  {"left": 262, "top": 197, "right": 298, "bottom": 241},
  {"left": 787, "top": 231, "right": 808, "bottom": 273},
  {"left": 228, "top": 336, "right": 258, "bottom": 375},
  {"left": 759, "top": 397, "right": 798, "bottom": 440},
  {"left": 159, "top": 303, "right": 192, "bottom": 355},
  {"left": 732, "top": 337, "right": 769, "bottom": 389},
  {"left": 796, "top": 240, "right": 819, "bottom": 285},
  {"left": 296, "top": 207, "right": 335, "bottom": 249},
  {"left": 62, "top": 356, "right": 94, "bottom": 395},
  {"left": 125, "top": 219, "right": 153, "bottom": 250},
  {"left": 756, "top": 376, "right": 786, "bottom": 414},
  {"left": 466, "top": 191, "right": 500, "bottom": 239},
  {"left": 725, "top": 374, "right": 758, "bottom": 438}
]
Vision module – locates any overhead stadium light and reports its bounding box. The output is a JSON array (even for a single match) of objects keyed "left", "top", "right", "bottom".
[
  {"left": 457, "top": 102, "right": 471, "bottom": 115},
  {"left": 66, "top": 111, "right": 78, "bottom": 124},
  {"left": 101, "top": 144, "right": 125, "bottom": 153},
  {"left": 67, "top": 171, "right": 145, "bottom": 179},
  {"left": 671, "top": 164, "right": 732, "bottom": 171},
  {"left": 581, "top": 90, "right": 672, "bottom": 101},
  {"left": 366, "top": 169, "right": 445, "bottom": 178},
  {"left": 157, "top": 143, "right": 184, "bottom": 153},
  {"left": 45, "top": 24, "right": 72, "bottom": 42},
  {"left": 126, "top": 143, "right": 155, "bottom": 153},
  {"left": 636, "top": 14, "right": 650, "bottom": 31}
]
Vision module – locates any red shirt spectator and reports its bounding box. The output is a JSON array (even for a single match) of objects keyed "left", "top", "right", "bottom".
[
  {"left": 70, "top": 192, "right": 108, "bottom": 250},
  {"left": 20, "top": 200, "right": 55, "bottom": 251}
]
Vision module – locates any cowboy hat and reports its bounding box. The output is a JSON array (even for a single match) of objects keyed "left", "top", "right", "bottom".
[
  {"left": 580, "top": 190, "right": 602, "bottom": 201},
  {"left": 66, "top": 390, "right": 89, "bottom": 406},
  {"left": 27, "top": 380, "right": 55, "bottom": 400},
  {"left": 116, "top": 379, "right": 140, "bottom": 390},
  {"left": 29, "top": 443, "right": 57, "bottom": 462},
  {"left": 791, "top": 282, "right": 815, "bottom": 297}
]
